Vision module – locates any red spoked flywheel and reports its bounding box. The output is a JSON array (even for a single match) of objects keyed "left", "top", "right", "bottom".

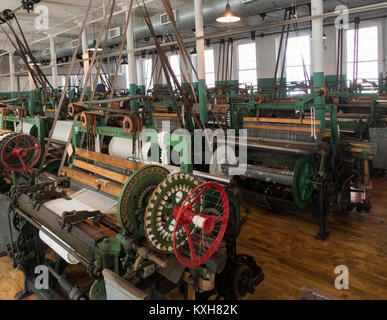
[
  {"left": 0, "top": 133, "right": 41, "bottom": 172},
  {"left": 172, "top": 181, "right": 229, "bottom": 268}
]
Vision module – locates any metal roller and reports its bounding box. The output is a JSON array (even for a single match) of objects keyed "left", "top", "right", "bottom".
[
  {"left": 224, "top": 155, "right": 316, "bottom": 209},
  {"left": 225, "top": 164, "right": 294, "bottom": 186}
]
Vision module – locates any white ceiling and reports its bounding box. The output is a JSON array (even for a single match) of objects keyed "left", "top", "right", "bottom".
[{"left": 0, "top": 0, "right": 386, "bottom": 55}]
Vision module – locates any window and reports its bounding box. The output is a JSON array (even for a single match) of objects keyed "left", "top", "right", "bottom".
[
  {"left": 98, "top": 74, "right": 110, "bottom": 90},
  {"left": 70, "top": 75, "right": 80, "bottom": 87},
  {"left": 285, "top": 35, "right": 311, "bottom": 84},
  {"left": 142, "top": 58, "right": 153, "bottom": 91},
  {"left": 237, "top": 43, "right": 257, "bottom": 87},
  {"left": 205, "top": 49, "right": 215, "bottom": 88},
  {"left": 169, "top": 54, "right": 181, "bottom": 85},
  {"left": 347, "top": 26, "right": 378, "bottom": 84}
]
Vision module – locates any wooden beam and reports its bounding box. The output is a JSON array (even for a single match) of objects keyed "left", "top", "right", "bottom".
[
  {"left": 243, "top": 117, "right": 321, "bottom": 125},
  {"left": 152, "top": 106, "right": 169, "bottom": 112},
  {"left": 153, "top": 113, "right": 178, "bottom": 117},
  {"left": 76, "top": 148, "right": 145, "bottom": 172},
  {"left": 73, "top": 159, "right": 129, "bottom": 184},
  {"left": 214, "top": 104, "right": 230, "bottom": 109},
  {"left": 60, "top": 167, "right": 122, "bottom": 197},
  {"left": 244, "top": 123, "right": 321, "bottom": 133}
]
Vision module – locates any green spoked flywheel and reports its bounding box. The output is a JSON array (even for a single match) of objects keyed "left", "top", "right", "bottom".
[
  {"left": 292, "top": 156, "right": 316, "bottom": 209},
  {"left": 144, "top": 172, "right": 201, "bottom": 253},
  {"left": 118, "top": 165, "right": 170, "bottom": 239}
]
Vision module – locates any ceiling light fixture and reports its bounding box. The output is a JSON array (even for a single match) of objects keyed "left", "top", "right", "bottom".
[
  {"left": 216, "top": 2, "right": 240, "bottom": 23},
  {"left": 28, "top": 61, "right": 42, "bottom": 67},
  {"left": 88, "top": 47, "right": 103, "bottom": 52},
  {"left": 120, "top": 57, "right": 128, "bottom": 66}
]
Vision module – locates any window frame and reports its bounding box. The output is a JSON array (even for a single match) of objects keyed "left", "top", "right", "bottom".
[
  {"left": 237, "top": 41, "right": 258, "bottom": 88},
  {"left": 141, "top": 57, "right": 153, "bottom": 91},
  {"left": 346, "top": 24, "right": 379, "bottom": 84},
  {"left": 284, "top": 33, "right": 311, "bottom": 85},
  {"left": 204, "top": 48, "right": 215, "bottom": 88}
]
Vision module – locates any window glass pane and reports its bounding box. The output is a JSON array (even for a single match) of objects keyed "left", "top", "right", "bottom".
[
  {"left": 206, "top": 72, "right": 215, "bottom": 87},
  {"left": 347, "top": 26, "right": 378, "bottom": 62},
  {"left": 205, "top": 49, "right": 215, "bottom": 73},
  {"left": 142, "top": 58, "right": 153, "bottom": 90},
  {"left": 237, "top": 43, "right": 257, "bottom": 87},
  {"left": 238, "top": 69, "right": 256, "bottom": 86},
  {"left": 285, "top": 35, "right": 310, "bottom": 83},
  {"left": 169, "top": 54, "right": 181, "bottom": 84},
  {"left": 238, "top": 43, "right": 256, "bottom": 70},
  {"left": 347, "top": 26, "right": 378, "bottom": 82},
  {"left": 204, "top": 49, "right": 215, "bottom": 87}
]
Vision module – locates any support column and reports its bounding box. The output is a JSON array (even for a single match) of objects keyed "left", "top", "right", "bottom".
[
  {"left": 384, "top": 18, "right": 387, "bottom": 74},
  {"left": 126, "top": 8, "right": 137, "bottom": 110},
  {"left": 82, "top": 28, "right": 91, "bottom": 95},
  {"left": 50, "top": 36, "right": 59, "bottom": 91},
  {"left": 322, "top": 26, "right": 337, "bottom": 88},
  {"left": 194, "top": 0, "right": 208, "bottom": 124},
  {"left": 311, "top": 0, "right": 325, "bottom": 129},
  {"left": 9, "top": 51, "right": 16, "bottom": 98}
]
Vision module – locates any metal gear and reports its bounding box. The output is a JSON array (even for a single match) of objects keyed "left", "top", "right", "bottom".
[
  {"left": 144, "top": 172, "right": 201, "bottom": 253},
  {"left": 118, "top": 165, "right": 170, "bottom": 239}
]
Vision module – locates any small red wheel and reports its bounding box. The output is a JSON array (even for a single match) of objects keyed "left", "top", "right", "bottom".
[
  {"left": 1, "top": 134, "right": 41, "bottom": 172},
  {"left": 172, "top": 181, "right": 229, "bottom": 268}
]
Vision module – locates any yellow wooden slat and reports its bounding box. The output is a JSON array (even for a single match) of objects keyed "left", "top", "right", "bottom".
[
  {"left": 153, "top": 113, "right": 178, "bottom": 117},
  {"left": 73, "top": 159, "right": 129, "bottom": 184},
  {"left": 76, "top": 148, "right": 145, "bottom": 172},
  {"left": 244, "top": 123, "right": 321, "bottom": 133},
  {"left": 243, "top": 117, "right": 321, "bottom": 125},
  {"left": 60, "top": 167, "right": 122, "bottom": 197}
]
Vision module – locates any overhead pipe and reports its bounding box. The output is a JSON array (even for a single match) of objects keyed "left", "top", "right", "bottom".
[
  {"left": 36, "top": 0, "right": 308, "bottom": 62},
  {"left": 17, "top": 1, "right": 387, "bottom": 67}
]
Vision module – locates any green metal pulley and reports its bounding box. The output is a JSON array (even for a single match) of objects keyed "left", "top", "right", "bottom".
[
  {"left": 144, "top": 172, "right": 201, "bottom": 253},
  {"left": 118, "top": 165, "right": 170, "bottom": 239},
  {"left": 292, "top": 156, "right": 315, "bottom": 209}
]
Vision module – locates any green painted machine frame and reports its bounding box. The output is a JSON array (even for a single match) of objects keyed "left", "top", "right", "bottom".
[{"left": 0, "top": 115, "right": 48, "bottom": 148}]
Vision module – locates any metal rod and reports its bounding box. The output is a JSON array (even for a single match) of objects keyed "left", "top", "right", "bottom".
[
  {"left": 15, "top": 208, "right": 89, "bottom": 266},
  {"left": 223, "top": 164, "right": 294, "bottom": 186}
]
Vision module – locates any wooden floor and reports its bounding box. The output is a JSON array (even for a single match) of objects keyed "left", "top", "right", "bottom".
[
  {"left": 239, "top": 177, "right": 387, "bottom": 300},
  {"left": 0, "top": 256, "right": 36, "bottom": 300},
  {"left": 1, "top": 177, "right": 386, "bottom": 300}
]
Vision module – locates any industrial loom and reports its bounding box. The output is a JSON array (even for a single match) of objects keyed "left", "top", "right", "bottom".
[{"left": 3, "top": 119, "right": 263, "bottom": 300}]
